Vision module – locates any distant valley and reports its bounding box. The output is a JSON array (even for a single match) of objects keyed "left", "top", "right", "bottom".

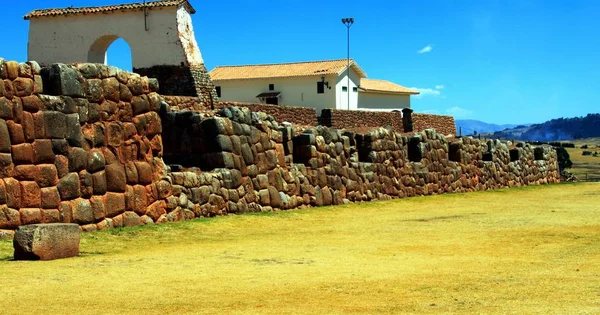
[{"left": 455, "top": 114, "right": 600, "bottom": 141}]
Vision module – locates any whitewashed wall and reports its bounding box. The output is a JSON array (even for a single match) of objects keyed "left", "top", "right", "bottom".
[
  {"left": 27, "top": 6, "right": 201, "bottom": 68},
  {"left": 214, "top": 75, "right": 337, "bottom": 112}
]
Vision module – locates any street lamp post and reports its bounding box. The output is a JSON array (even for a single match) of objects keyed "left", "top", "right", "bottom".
[{"left": 342, "top": 17, "right": 354, "bottom": 110}]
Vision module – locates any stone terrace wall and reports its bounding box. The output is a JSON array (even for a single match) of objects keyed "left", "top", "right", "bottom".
[
  {"left": 320, "top": 109, "right": 403, "bottom": 132},
  {"left": 0, "top": 59, "right": 560, "bottom": 232},
  {"left": 412, "top": 113, "right": 456, "bottom": 136},
  {"left": 0, "top": 59, "right": 170, "bottom": 231}
]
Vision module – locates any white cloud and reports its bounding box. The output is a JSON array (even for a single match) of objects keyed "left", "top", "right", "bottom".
[
  {"left": 435, "top": 85, "right": 445, "bottom": 90},
  {"left": 417, "top": 45, "right": 433, "bottom": 54},
  {"left": 444, "top": 106, "right": 472, "bottom": 118},
  {"left": 411, "top": 87, "right": 441, "bottom": 99},
  {"left": 421, "top": 109, "right": 441, "bottom": 115}
]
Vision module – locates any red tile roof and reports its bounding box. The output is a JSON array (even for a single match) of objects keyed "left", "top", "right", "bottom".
[{"left": 24, "top": 0, "right": 195, "bottom": 20}]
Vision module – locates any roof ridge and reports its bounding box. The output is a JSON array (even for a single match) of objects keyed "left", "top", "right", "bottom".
[
  {"left": 24, "top": 0, "right": 194, "bottom": 19},
  {"left": 213, "top": 59, "right": 353, "bottom": 69}
]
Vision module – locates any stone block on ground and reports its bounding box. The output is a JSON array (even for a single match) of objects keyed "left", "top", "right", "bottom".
[{"left": 13, "top": 223, "right": 80, "bottom": 260}]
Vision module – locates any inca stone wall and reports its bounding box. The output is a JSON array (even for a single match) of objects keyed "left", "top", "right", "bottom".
[
  {"left": 0, "top": 59, "right": 559, "bottom": 233},
  {"left": 412, "top": 113, "right": 456, "bottom": 136}
]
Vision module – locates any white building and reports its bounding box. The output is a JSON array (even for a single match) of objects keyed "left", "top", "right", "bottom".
[{"left": 209, "top": 59, "right": 419, "bottom": 112}]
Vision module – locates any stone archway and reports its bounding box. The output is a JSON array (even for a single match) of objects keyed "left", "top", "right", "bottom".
[{"left": 25, "top": 0, "right": 217, "bottom": 101}]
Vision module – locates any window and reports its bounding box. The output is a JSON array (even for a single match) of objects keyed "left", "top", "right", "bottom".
[
  {"left": 352, "top": 87, "right": 358, "bottom": 92},
  {"left": 407, "top": 137, "right": 422, "bottom": 162},
  {"left": 215, "top": 86, "right": 221, "bottom": 97},
  {"left": 510, "top": 149, "right": 520, "bottom": 162},
  {"left": 448, "top": 143, "right": 461, "bottom": 162},
  {"left": 534, "top": 147, "right": 545, "bottom": 161},
  {"left": 317, "top": 81, "right": 325, "bottom": 94},
  {"left": 342, "top": 86, "right": 348, "bottom": 92},
  {"left": 269, "top": 84, "right": 275, "bottom": 91}
]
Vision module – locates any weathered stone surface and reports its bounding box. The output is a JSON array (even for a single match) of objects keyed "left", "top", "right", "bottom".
[
  {"left": 40, "top": 187, "right": 60, "bottom": 209},
  {"left": 57, "top": 172, "right": 80, "bottom": 200},
  {"left": 0, "top": 206, "right": 20, "bottom": 229},
  {"left": 105, "top": 192, "right": 125, "bottom": 218},
  {"left": 72, "top": 198, "right": 93, "bottom": 224},
  {"left": 105, "top": 163, "right": 126, "bottom": 192},
  {"left": 47, "top": 64, "right": 85, "bottom": 97},
  {"left": 13, "top": 223, "right": 80, "bottom": 260}
]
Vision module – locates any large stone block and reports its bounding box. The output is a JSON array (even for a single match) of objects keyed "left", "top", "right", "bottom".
[
  {"left": 0, "top": 206, "right": 20, "bottom": 229},
  {"left": 57, "top": 172, "right": 81, "bottom": 200},
  {"left": 32, "top": 139, "right": 55, "bottom": 164},
  {"left": 13, "top": 223, "right": 80, "bottom": 260},
  {"left": 46, "top": 64, "right": 86, "bottom": 97},
  {"left": 106, "top": 163, "right": 126, "bottom": 192},
  {"left": 0, "top": 119, "right": 10, "bottom": 153},
  {"left": 20, "top": 181, "right": 41, "bottom": 208}
]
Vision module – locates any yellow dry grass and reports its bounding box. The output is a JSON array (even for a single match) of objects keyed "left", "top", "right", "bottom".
[
  {"left": 1, "top": 183, "right": 599, "bottom": 314},
  {"left": 566, "top": 138, "right": 600, "bottom": 181}
]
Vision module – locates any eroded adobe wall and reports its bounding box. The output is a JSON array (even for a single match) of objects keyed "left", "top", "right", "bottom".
[{"left": 0, "top": 60, "right": 559, "bottom": 233}]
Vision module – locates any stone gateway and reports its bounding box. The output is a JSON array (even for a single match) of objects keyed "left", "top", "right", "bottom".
[{"left": 24, "top": 0, "right": 217, "bottom": 103}]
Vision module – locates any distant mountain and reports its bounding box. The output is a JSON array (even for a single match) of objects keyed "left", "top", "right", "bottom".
[
  {"left": 455, "top": 119, "right": 525, "bottom": 136},
  {"left": 485, "top": 114, "right": 600, "bottom": 141}
]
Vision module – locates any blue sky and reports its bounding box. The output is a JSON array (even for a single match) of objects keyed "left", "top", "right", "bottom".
[{"left": 1, "top": 0, "right": 599, "bottom": 124}]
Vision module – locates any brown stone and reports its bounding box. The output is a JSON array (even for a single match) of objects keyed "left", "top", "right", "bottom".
[
  {"left": 4, "top": 178, "right": 21, "bottom": 209},
  {"left": 122, "top": 211, "right": 141, "bottom": 227},
  {"left": 19, "top": 208, "right": 42, "bottom": 225},
  {"left": 0, "top": 153, "right": 13, "bottom": 177},
  {"left": 0, "top": 119, "right": 10, "bottom": 153},
  {"left": 32, "top": 111, "right": 45, "bottom": 138},
  {"left": 156, "top": 179, "right": 172, "bottom": 199},
  {"left": 79, "top": 170, "right": 93, "bottom": 198},
  {"left": 22, "top": 95, "right": 42, "bottom": 112},
  {"left": 68, "top": 147, "right": 87, "bottom": 172},
  {"left": 13, "top": 164, "right": 39, "bottom": 181},
  {"left": 21, "top": 111, "right": 35, "bottom": 142},
  {"left": 107, "top": 122, "right": 124, "bottom": 147},
  {"left": 132, "top": 185, "right": 147, "bottom": 215},
  {"left": 40, "top": 187, "right": 61, "bottom": 209},
  {"left": 0, "top": 179, "right": 6, "bottom": 205},
  {"left": 13, "top": 223, "right": 80, "bottom": 260},
  {"left": 20, "top": 181, "right": 41, "bottom": 208},
  {"left": 102, "top": 77, "right": 120, "bottom": 102},
  {"left": 57, "top": 172, "right": 81, "bottom": 200},
  {"left": 41, "top": 209, "right": 61, "bottom": 223},
  {"left": 7, "top": 121, "right": 24, "bottom": 144},
  {"left": 5, "top": 61, "right": 18, "bottom": 80},
  {"left": 135, "top": 161, "right": 153, "bottom": 184},
  {"left": 145, "top": 200, "right": 166, "bottom": 222},
  {"left": 92, "top": 170, "right": 107, "bottom": 195},
  {"left": 11, "top": 143, "right": 33, "bottom": 164},
  {"left": 0, "top": 206, "right": 20, "bottom": 229},
  {"left": 124, "top": 161, "right": 139, "bottom": 184},
  {"left": 55, "top": 155, "right": 70, "bottom": 179},
  {"left": 37, "top": 164, "right": 59, "bottom": 188},
  {"left": 105, "top": 192, "right": 125, "bottom": 218},
  {"left": 59, "top": 202, "right": 72, "bottom": 223},
  {"left": 13, "top": 78, "right": 34, "bottom": 97},
  {"left": 106, "top": 163, "right": 126, "bottom": 192},
  {"left": 32, "top": 139, "right": 55, "bottom": 164},
  {"left": 90, "top": 196, "right": 105, "bottom": 221},
  {"left": 71, "top": 198, "right": 93, "bottom": 224}
]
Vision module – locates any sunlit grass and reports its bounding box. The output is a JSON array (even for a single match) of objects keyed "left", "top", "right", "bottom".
[
  {"left": 1, "top": 183, "right": 599, "bottom": 314},
  {"left": 566, "top": 138, "right": 600, "bottom": 181}
]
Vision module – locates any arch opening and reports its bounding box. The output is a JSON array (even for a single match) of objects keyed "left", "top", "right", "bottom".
[{"left": 88, "top": 35, "right": 133, "bottom": 71}]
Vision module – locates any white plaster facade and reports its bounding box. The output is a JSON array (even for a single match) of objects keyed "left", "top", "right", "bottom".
[
  {"left": 215, "top": 68, "right": 365, "bottom": 112},
  {"left": 26, "top": 4, "right": 203, "bottom": 69}
]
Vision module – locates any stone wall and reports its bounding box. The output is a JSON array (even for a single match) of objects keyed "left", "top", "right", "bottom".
[
  {"left": 0, "top": 59, "right": 169, "bottom": 232},
  {"left": 134, "top": 64, "right": 218, "bottom": 106},
  {"left": 320, "top": 109, "right": 403, "bottom": 132},
  {"left": 0, "top": 59, "right": 560, "bottom": 233},
  {"left": 412, "top": 113, "right": 456, "bottom": 136},
  {"left": 163, "top": 96, "right": 318, "bottom": 126}
]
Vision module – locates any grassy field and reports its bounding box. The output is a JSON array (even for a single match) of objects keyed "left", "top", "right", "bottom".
[
  {"left": 566, "top": 138, "right": 600, "bottom": 181},
  {"left": 1, "top": 183, "right": 599, "bottom": 314}
]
